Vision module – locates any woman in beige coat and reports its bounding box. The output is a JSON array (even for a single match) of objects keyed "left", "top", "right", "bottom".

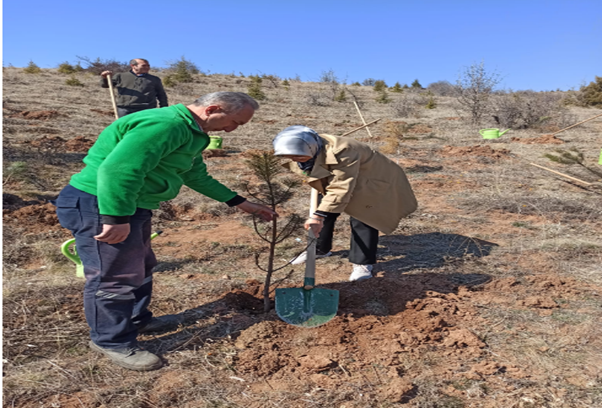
[{"left": 273, "top": 126, "right": 417, "bottom": 281}]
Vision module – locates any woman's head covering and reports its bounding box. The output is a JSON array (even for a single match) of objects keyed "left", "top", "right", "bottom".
[
  {"left": 272, "top": 125, "right": 323, "bottom": 172},
  {"left": 273, "top": 126, "right": 324, "bottom": 172}
]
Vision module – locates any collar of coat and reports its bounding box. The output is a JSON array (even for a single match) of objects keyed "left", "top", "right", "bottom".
[{"left": 283, "top": 133, "right": 339, "bottom": 185}]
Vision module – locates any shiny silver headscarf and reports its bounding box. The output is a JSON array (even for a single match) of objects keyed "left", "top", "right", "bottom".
[{"left": 273, "top": 126, "right": 323, "bottom": 172}]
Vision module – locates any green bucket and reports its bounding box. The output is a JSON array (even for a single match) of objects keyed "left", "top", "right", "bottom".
[
  {"left": 61, "top": 231, "right": 162, "bottom": 278},
  {"left": 480, "top": 128, "right": 510, "bottom": 139},
  {"left": 207, "top": 136, "right": 223, "bottom": 150},
  {"left": 599, "top": 149, "right": 602, "bottom": 165}
]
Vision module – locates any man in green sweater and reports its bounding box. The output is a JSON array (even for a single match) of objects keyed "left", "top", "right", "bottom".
[
  {"left": 55, "top": 92, "right": 275, "bottom": 371},
  {"left": 101, "top": 58, "right": 168, "bottom": 117}
]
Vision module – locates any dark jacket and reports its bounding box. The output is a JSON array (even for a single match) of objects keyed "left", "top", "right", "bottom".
[{"left": 101, "top": 71, "right": 168, "bottom": 110}]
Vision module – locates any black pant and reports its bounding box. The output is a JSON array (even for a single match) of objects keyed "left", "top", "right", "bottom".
[
  {"left": 55, "top": 185, "right": 156, "bottom": 348},
  {"left": 117, "top": 107, "right": 148, "bottom": 118},
  {"left": 317, "top": 213, "right": 379, "bottom": 265}
]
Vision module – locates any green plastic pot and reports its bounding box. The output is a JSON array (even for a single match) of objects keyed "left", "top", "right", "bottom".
[
  {"left": 479, "top": 128, "right": 510, "bottom": 139},
  {"left": 599, "top": 148, "right": 602, "bottom": 165}
]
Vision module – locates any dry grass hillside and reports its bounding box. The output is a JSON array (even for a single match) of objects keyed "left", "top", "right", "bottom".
[{"left": 3, "top": 66, "right": 602, "bottom": 407}]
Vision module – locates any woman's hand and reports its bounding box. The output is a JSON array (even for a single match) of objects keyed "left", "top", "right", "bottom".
[{"left": 304, "top": 216, "right": 324, "bottom": 237}]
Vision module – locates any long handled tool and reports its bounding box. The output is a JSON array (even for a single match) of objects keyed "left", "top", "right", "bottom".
[
  {"left": 275, "top": 189, "right": 339, "bottom": 327},
  {"left": 546, "top": 112, "right": 602, "bottom": 137},
  {"left": 106, "top": 74, "right": 119, "bottom": 120}
]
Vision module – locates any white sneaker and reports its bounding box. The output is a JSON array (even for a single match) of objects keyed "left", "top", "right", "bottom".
[
  {"left": 349, "top": 264, "right": 374, "bottom": 281},
  {"left": 290, "top": 251, "right": 332, "bottom": 265}
]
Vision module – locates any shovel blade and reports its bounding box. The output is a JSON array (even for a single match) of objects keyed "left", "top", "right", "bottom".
[{"left": 275, "top": 287, "right": 339, "bottom": 328}]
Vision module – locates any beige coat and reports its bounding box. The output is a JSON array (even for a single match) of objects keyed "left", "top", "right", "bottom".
[{"left": 285, "top": 134, "right": 417, "bottom": 234}]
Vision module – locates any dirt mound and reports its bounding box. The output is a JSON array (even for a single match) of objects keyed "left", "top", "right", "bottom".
[
  {"left": 19, "top": 135, "right": 94, "bottom": 152},
  {"left": 22, "top": 135, "right": 66, "bottom": 150},
  {"left": 64, "top": 136, "right": 95, "bottom": 152},
  {"left": 233, "top": 275, "right": 485, "bottom": 382},
  {"left": 440, "top": 145, "right": 510, "bottom": 159},
  {"left": 12, "top": 110, "right": 64, "bottom": 120},
  {"left": 511, "top": 134, "right": 565, "bottom": 144},
  {"left": 89, "top": 108, "right": 115, "bottom": 117},
  {"left": 202, "top": 148, "right": 229, "bottom": 158},
  {"left": 407, "top": 124, "right": 433, "bottom": 134},
  {"left": 4, "top": 202, "right": 59, "bottom": 226}
]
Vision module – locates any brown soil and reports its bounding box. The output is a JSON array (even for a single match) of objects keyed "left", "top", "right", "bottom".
[
  {"left": 18, "top": 135, "right": 94, "bottom": 152},
  {"left": 10, "top": 109, "right": 64, "bottom": 120},
  {"left": 4, "top": 202, "right": 59, "bottom": 229},
  {"left": 406, "top": 124, "right": 433, "bottom": 134},
  {"left": 89, "top": 108, "right": 115, "bottom": 117},
  {"left": 439, "top": 145, "right": 511, "bottom": 159},
  {"left": 511, "top": 134, "right": 565, "bottom": 144}
]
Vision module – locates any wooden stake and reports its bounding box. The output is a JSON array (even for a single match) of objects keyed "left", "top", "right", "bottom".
[
  {"left": 549, "top": 112, "right": 602, "bottom": 136},
  {"left": 107, "top": 74, "right": 119, "bottom": 120},
  {"left": 529, "top": 163, "right": 592, "bottom": 185},
  {"left": 341, "top": 118, "right": 381, "bottom": 137},
  {"left": 353, "top": 101, "right": 374, "bottom": 138}
]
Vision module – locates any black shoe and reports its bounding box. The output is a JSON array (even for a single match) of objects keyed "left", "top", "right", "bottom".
[{"left": 137, "top": 315, "right": 183, "bottom": 334}]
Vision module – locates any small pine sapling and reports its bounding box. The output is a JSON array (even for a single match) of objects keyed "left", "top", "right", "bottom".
[
  {"left": 24, "top": 61, "right": 42, "bottom": 74},
  {"left": 334, "top": 89, "right": 347, "bottom": 102},
  {"left": 390, "top": 82, "right": 403, "bottom": 93},
  {"left": 243, "top": 151, "right": 304, "bottom": 312}
]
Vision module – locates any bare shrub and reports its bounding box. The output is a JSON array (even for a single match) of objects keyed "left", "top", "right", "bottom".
[
  {"left": 427, "top": 80, "right": 456, "bottom": 96},
  {"left": 319, "top": 69, "right": 341, "bottom": 100},
  {"left": 303, "top": 91, "right": 331, "bottom": 106},
  {"left": 391, "top": 93, "right": 419, "bottom": 117},
  {"left": 76, "top": 56, "right": 130, "bottom": 74},
  {"left": 491, "top": 91, "right": 565, "bottom": 129},
  {"left": 362, "top": 78, "right": 376, "bottom": 86},
  {"left": 455, "top": 61, "right": 502, "bottom": 124}
]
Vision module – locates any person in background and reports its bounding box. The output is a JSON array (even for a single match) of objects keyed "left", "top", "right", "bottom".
[
  {"left": 100, "top": 58, "right": 168, "bottom": 117},
  {"left": 54, "top": 92, "right": 276, "bottom": 371},
  {"left": 273, "top": 125, "right": 417, "bottom": 281}
]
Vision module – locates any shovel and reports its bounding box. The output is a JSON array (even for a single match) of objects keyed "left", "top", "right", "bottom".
[{"left": 275, "top": 189, "right": 339, "bottom": 327}]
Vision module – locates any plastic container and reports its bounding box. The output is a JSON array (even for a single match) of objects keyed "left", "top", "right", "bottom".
[{"left": 207, "top": 136, "right": 223, "bottom": 150}]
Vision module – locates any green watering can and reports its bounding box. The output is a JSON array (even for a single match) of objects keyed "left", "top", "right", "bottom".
[
  {"left": 480, "top": 128, "right": 510, "bottom": 139},
  {"left": 207, "top": 136, "right": 223, "bottom": 150},
  {"left": 275, "top": 189, "right": 339, "bottom": 327},
  {"left": 61, "top": 231, "right": 162, "bottom": 278}
]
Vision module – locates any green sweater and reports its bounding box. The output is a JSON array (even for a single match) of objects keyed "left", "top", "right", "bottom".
[{"left": 70, "top": 104, "right": 237, "bottom": 218}]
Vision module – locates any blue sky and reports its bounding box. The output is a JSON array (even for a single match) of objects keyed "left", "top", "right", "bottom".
[{"left": 3, "top": 0, "right": 601, "bottom": 91}]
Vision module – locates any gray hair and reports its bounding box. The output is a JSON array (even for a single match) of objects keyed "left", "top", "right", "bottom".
[
  {"left": 192, "top": 92, "right": 260, "bottom": 113},
  {"left": 130, "top": 58, "right": 149, "bottom": 66}
]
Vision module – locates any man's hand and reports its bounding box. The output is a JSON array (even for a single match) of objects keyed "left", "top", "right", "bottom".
[
  {"left": 100, "top": 70, "right": 114, "bottom": 78},
  {"left": 304, "top": 217, "right": 323, "bottom": 237},
  {"left": 94, "top": 224, "right": 130, "bottom": 244},
  {"left": 236, "top": 201, "right": 278, "bottom": 221}
]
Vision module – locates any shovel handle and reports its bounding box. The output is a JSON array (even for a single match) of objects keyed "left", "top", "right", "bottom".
[
  {"left": 107, "top": 74, "right": 119, "bottom": 120},
  {"left": 303, "top": 188, "right": 320, "bottom": 288}
]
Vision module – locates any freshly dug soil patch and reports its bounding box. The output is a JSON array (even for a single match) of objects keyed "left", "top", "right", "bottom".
[
  {"left": 511, "top": 134, "right": 565, "bottom": 144},
  {"left": 439, "top": 145, "right": 511, "bottom": 159},
  {"left": 4, "top": 202, "right": 59, "bottom": 227},
  {"left": 11, "top": 110, "right": 64, "bottom": 120},
  {"left": 64, "top": 136, "right": 95, "bottom": 152}
]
